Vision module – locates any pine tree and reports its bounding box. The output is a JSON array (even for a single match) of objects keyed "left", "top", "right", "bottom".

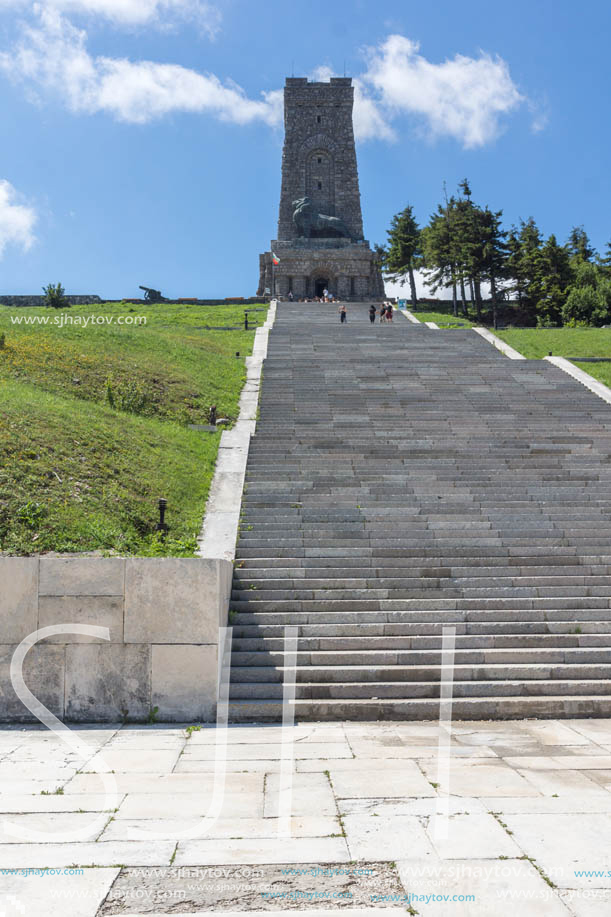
[
  {"left": 384, "top": 205, "right": 422, "bottom": 309},
  {"left": 538, "top": 234, "right": 573, "bottom": 325},
  {"left": 567, "top": 226, "right": 596, "bottom": 264}
]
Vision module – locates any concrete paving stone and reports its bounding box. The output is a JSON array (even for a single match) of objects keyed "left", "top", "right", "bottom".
[
  {"left": 187, "top": 725, "right": 347, "bottom": 744},
  {"left": 0, "top": 812, "right": 106, "bottom": 844},
  {"left": 559, "top": 889, "right": 611, "bottom": 915},
  {"left": 344, "top": 812, "right": 437, "bottom": 861},
  {"left": 115, "top": 790, "right": 264, "bottom": 820},
  {"left": 0, "top": 762, "right": 77, "bottom": 782},
  {"left": 297, "top": 757, "right": 415, "bottom": 773},
  {"left": 549, "top": 755, "right": 611, "bottom": 769},
  {"left": 84, "top": 749, "right": 181, "bottom": 774},
  {"left": 0, "top": 841, "right": 176, "bottom": 868},
  {"left": 0, "top": 867, "right": 120, "bottom": 917},
  {"left": 349, "top": 741, "right": 498, "bottom": 759},
  {"left": 65, "top": 772, "right": 263, "bottom": 797},
  {"left": 522, "top": 721, "right": 599, "bottom": 745},
  {"left": 174, "top": 836, "right": 351, "bottom": 866},
  {"left": 179, "top": 741, "right": 352, "bottom": 761},
  {"left": 170, "top": 758, "right": 287, "bottom": 774},
  {"left": 482, "top": 795, "right": 611, "bottom": 814},
  {"left": 0, "top": 794, "right": 126, "bottom": 813},
  {"left": 418, "top": 760, "right": 540, "bottom": 797},
  {"left": 329, "top": 763, "right": 435, "bottom": 799},
  {"left": 264, "top": 772, "right": 337, "bottom": 817},
  {"left": 397, "top": 857, "right": 571, "bottom": 916},
  {"left": 516, "top": 768, "right": 608, "bottom": 796},
  {"left": 568, "top": 721, "right": 611, "bottom": 744},
  {"left": 338, "top": 797, "right": 486, "bottom": 817},
  {"left": 100, "top": 815, "right": 340, "bottom": 842},
  {"left": 502, "top": 813, "right": 611, "bottom": 888},
  {"left": 426, "top": 813, "right": 522, "bottom": 859}
]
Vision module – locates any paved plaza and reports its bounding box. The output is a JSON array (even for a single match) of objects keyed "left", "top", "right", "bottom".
[{"left": 1, "top": 719, "right": 611, "bottom": 915}]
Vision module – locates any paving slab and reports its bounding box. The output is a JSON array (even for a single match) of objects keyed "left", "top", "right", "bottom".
[
  {"left": 264, "top": 772, "right": 337, "bottom": 817},
  {"left": 174, "top": 837, "right": 351, "bottom": 866},
  {"left": 502, "top": 813, "right": 611, "bottom": 888},
  {"left": 101, "top": 816, "right": 340, "bottom": 843},
  {"left": 328, "top": 763, "right": 435, "bottom": 798},
  {"left": 0, "top": 867, "right": 119, "bottom": 917},
  {"left": 425, "top": 813, "right": 521, "bottom": 859},
  {"left": 97, "top": 864, "right": 406, "bottom": 914},
  {"left": 0, "top": 841, "right": 176, "bottom": 868},
  {"left": 343, "top": 813, "right": 436, "bottom": 861},
  {"left": 397, "top": 857, "right": 571, "bottom": 915}
]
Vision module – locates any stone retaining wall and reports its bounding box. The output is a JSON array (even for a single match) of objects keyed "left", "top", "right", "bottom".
[
  {"left": 0, "top": 556, "right": 232, "bottom": 723},
  {"left": 0, "top": 295, "right": 102, "bottom": 307}
]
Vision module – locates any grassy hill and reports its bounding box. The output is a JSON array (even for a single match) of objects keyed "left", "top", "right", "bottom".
[
  {"left": 0, "top": 302, "right": 266, "bottom": 555},
  {"left": 495, "top": 327, "right": 611, "bottom": 386}
]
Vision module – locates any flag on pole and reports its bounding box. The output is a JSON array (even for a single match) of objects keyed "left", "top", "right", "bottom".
[{"left": 272, "top": 252, "right": 280, "bottom": 265}]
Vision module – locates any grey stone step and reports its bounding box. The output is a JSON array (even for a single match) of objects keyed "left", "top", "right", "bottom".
[
  {"left": 227, "top": 696, "right": 611, "bottom": 722},
  {"left": 229, "top": 662, "right": 611, "bottom": 684},
  {"left": 229, "top": 679, "right": 611, "bottom": 700}
]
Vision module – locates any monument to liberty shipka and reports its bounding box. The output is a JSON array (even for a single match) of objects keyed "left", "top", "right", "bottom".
[{"left": 258, "top": 77, "right": 385, "bottom": 301}]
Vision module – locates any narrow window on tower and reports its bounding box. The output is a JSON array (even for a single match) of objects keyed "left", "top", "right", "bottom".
[
  {"left": 317, "top": 157, "right": 322, "bottom": 163},
  {"left": 317, "top": 114, "right": 321, "bottom": 123},
  {"left": 318, "top": 181, "right": 322, "bottom": 190}
]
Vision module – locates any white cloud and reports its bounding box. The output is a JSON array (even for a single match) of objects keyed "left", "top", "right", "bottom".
[
  {"left": 0, "top": 180, "right": 37, "bottom": 258},
  {"left": 0, "top": 0, "right": 221, "bottom": 35},
  {"left": 0, "top": 10, "right": 526, "bottom": 145},
  {"left": 0, "top": 8, "right": 281, "bottom": 125},
  {"left": 361, "top": 35, "right": 524, "bottom": 148}
]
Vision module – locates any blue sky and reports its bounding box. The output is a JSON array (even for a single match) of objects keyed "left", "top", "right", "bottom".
[{"left": 0, "top": 0, "right": 609, "bottom": 299}]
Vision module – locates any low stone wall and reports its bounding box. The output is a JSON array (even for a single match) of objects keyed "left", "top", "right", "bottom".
[
  {"left": 0, "top": 295, "right": 103, "bottom": 308},
  {"left": 0, "top": 556, "right": 232, "bottom": 723}
]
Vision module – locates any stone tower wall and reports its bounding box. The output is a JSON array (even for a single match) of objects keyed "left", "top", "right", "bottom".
[{"left": 277, "top": 78, "right": 364, "bottom": 242}]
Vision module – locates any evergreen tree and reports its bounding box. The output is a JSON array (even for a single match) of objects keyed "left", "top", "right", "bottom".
[
  {"left": 567, "top": 226, "right": 596, "bottom": 263},
  {"left": 538, "top": 234, "right": 572, "bottom": 325},
  {"left": 384, "top": 205, "right": 422, "bottom": 309},
  {"left": 479, "top": 207, "right": 508, "bottom": 328}
]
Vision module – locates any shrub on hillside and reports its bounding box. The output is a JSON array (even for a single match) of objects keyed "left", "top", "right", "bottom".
[{"left": 43, "top": 282, "right": 70, "bottom": 309}]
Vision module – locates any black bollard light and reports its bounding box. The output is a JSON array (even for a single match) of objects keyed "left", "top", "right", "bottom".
[
  {"left": 209, "top": 405, "right": 217, "bottom": 426},
  {"left": 244, "top": 311, "right": 249, "bottom": 330},
  {"left": 156, "top": 498, "right": 169, "bottom": 539}
]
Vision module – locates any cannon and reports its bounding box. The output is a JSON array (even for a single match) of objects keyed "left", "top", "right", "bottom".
[{"left": 139, "top": 285, "right": 165, "bottom": 303}]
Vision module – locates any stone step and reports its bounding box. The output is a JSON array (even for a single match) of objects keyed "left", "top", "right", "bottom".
[
  {"left": 229, "top": 662, "right": 611, "bottom": 684},
  {"left": 230, "top": 646, "right": 611, "bottom": 667},
  {"left": 230, "top": 608, "right": 611, "bottom": 625},
  {"left": 228, "top": 679, "right": 611, "bottom": 700},
  {"left": 227, "top": 695, "right": 611, "bottom": 722},
  {"left": 231, "top": 633, "right": 611, "bottom": 651}
]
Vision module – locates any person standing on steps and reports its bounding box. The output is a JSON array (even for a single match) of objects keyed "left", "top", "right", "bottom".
[
  {"left": 339, "top": 303, "right": 347, "bottom": 323},
  {"left": 379, "top": 304, "right": 386, "bottom": 323},
  {"left": 386, "top": 304, "right": 393, "bottom": 322},
  {"left": 369, "top": 304, "right": 376, "bottom": 323}
]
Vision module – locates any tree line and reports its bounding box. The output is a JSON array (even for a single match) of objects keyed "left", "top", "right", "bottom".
[{"left": 380, "top": 179, "right": 611, "bottom": 328}]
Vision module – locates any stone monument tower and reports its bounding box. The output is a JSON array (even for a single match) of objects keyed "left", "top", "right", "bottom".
[{"left": 258, "top": 77, "right": 385, "bottom": 301}]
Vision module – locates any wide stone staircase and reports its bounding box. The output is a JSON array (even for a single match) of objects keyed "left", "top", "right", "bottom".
[{"left": 228, "top": 302, "right": 611, "bottom": 720}]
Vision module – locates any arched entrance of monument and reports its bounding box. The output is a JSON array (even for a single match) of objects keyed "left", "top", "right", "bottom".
[{"left": 314, "top": 277, "right": 329, "bottom": 298}]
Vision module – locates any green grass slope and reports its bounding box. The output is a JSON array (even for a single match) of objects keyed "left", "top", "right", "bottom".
[
  {"left": 495, "top": 328, "right": 611, "bottom": 387},
  {"left": 0, "top": 302, "right": 266, "bottom": 555}
]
